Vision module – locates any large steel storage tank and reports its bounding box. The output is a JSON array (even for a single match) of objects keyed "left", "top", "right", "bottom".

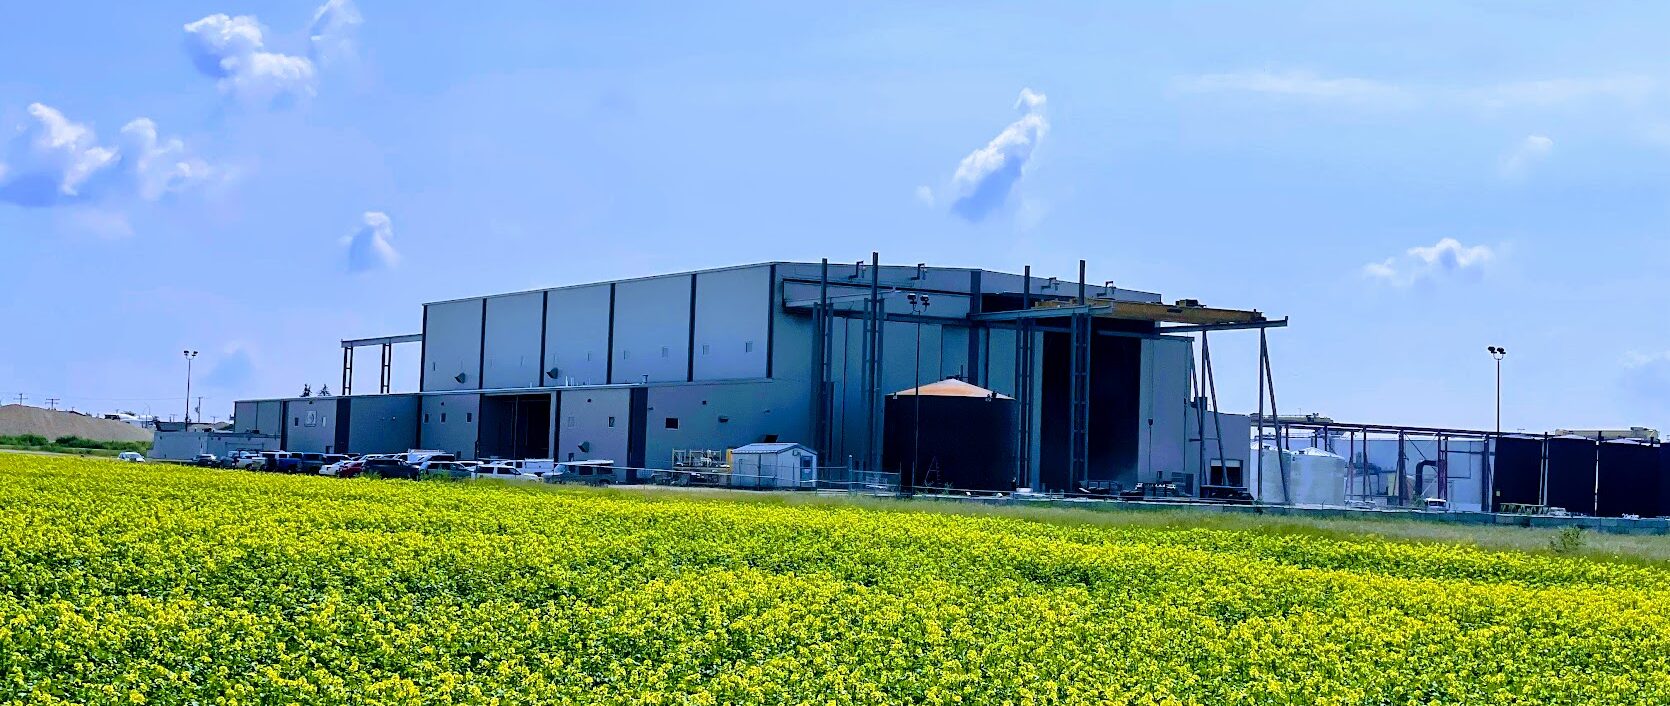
[
  {"left": 1252, "top": 444, "right": 1346, "bottom": 505},
  {"left": 883, "top": 378, "right": 1017, "bottom": 492}
]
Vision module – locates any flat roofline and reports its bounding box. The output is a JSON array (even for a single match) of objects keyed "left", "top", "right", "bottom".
[
  {"left": 234, "top": 377, "right": 785, "bottom": 404},
  {"left": 421, "top": 260, "right": 1164, "bottom": 308}
]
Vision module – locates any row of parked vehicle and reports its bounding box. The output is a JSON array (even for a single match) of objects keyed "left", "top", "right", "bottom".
[{"left": 196, "top": 449, "right": 626, "bottom": 485}]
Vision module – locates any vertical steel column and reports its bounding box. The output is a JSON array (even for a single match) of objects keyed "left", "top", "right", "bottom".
[
  {"left": 1067, "top": 259, "right": 1091, "bottom": 490},
  {"left": 813, "top": 259, "right": 833, "bottom": 459},
  {"left": 341, "top": 347, "right": 353, "bottom": 396},
  {"left": 379, "top": 343, "right": 393, "bottom": 394},
  {"left": 1015, "top": 266, "right": 1035, "bottom": 489},
  {"left": 1259, "top": 329, "right": 1289, "bottom": 502},
  {"left": 866, "top": 252, "right": 881, "bottom": 472}
]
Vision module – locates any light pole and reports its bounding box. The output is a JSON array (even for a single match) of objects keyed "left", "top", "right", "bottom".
[
  {"left": 183, "top": 350, "right": 198, "bottom": 424},
  {"left": 907, "top": 293, "right": 930, "bottom": 493},
  {"left": 1487, "top": 346, "right": 1506, "bottom": 436}
]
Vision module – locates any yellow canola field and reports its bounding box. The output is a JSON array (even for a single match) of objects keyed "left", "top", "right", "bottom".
[{"left": 2, "top": 455, "right": 1669, "bottom": 705}]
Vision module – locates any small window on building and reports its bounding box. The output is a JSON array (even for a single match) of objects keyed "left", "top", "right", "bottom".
[
  {"left": 567, "top": 416, "right": 577, "bottom": 428},
  {"left": 293, "top": 417, "right": 299, "bottom": 426},
  {"left": 744, "top": 341, "right": 754, "bottom": 353},
  {"left": 466, "top": 412, "right": 473, "bottom": 423},
  {"left": 586, "top": 351, "right": 593, "bottom": 361},
  {"left": 702, "top": 344, "right": 710, "bottom": 355},
  {"left": 665, "top": 417, "right": 679, "bottom": 430},
  {"left": 718, "top": 416, "right": 729, "bottom": 424},
  {"left": 661, "top": 346, "right": 669, "bottom": 358},
  {"left": 621, "top": 350, "right": 630, "bottom": 359},
  {"left": 424, "top": 413, "right": 430, "bottom": 423},
  {"left": 441, "top": 413, "right": 447, "bottom": 423},
  {"left": 607, "top": 416, "right": 616, "bottom": 428}
]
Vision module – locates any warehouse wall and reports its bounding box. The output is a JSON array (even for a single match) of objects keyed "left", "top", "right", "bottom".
[
  {"left": 482, "top": 292, "right": 544, "bottom": 390},
  {"left": 420, "top": 394, "right": 481, "bottom": 459},
  {"left": 692, "top": 265, "right": 771, "bottom": 381},
  {"left": 1136, "top": 337, "right": 1193, "bottom": 486},
  {"left": 423, "top": 299, "right": 485, "bottom": 392},
  {"left": 556, "top": 388, "right": 631, "bottom": 464},
  {"left": 612, "top": 275, "right": 693, "bottom": 384},
  {"left": 642, "top": 381, "right": 810, "bottom": 471},
  {"left": 347, "top": 394, "right": 420, "bottom": 454},
  {"left": 543, "top": 283, "right": 611, "bottom": 386},
  {"left": 284, "top": 397, "right": 340, "bottom": 454},
  {"left": 233, "top": 400, "right": 285, "bottom": 435}
]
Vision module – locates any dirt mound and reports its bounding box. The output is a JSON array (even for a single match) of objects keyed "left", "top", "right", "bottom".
[{"left": 0, "top": 405, "right": 155, "bottom": 443}]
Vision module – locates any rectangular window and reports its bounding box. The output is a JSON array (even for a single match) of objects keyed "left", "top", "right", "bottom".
[
  {"left": 440, "top": 413, "right": 447, "bottom": 423},
  {"left": 586, "top": 351, "right": 592, "bottom": 361},
  {"left": 664, "top": 417, "right": 679, "bottom": 430},
  {"left": 621, "top": 350, "right": 630, "bottom": 359},
  {"left": 661, "top": 346, "right": 669, "bottom": 358},
  {"left": 701, "top": 344, "right": 710, "bottom": 355},
  {"left": 744, "top": 341, "right": 754, "bottom": 353},
  {"left": 424, "top": 413, "right": 430, "bottom": 423},
  {"left": 466, "top": 412, "right": 473, "bottom": 423},
  {"left": 293, "top": 417, "right": 299, "bottom": 426},
  {"left": 567, "top": 416, "right": 576, "bottom": 428},
  {"left": 607, "top": 416, "right": 616, "bottom": 428}
]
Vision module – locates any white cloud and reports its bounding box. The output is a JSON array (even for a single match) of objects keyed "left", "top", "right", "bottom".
[
  {"left": 1499, "top": 134, "right": 1553, "bottom": 178},
  {"left": 345, "top": 211, "right": 398, "bottom": 272},
  {"left": 914, "top": 185, "right": 934, "bottom": 207},
  {"left": 183, "top": 12, "right": 317, "bottom": 107},
  {"left": 1177, "top": 70, "right": 1412, "bottom": 107},
  {"left": 944, "top": 88, "right": 1049, "bottom": 223},
  {"left": 1471, "top": 77, "right": 1654, "bottom": 109},
  {"left": 309, "top": 0, "right": 363, "bottom": 68},
  {"left": 1177, "top": 69, "right": 1655, "bottom": 111},
  {"left": 0, "top": 103, "right": 212, "bottom": 209},
  {"left": 1363, "top": 238, "right": 1495, "bottom": 287}
]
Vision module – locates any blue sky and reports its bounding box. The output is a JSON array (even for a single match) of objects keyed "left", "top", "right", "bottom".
[{"left": 3, "top": 1, "right": 1670, "bottom": 432}]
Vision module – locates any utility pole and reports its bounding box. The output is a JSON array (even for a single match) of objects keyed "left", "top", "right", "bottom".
[
  {"left": 14, "top": 393, "right": 23, "bottom": 406},
  {"left": 907, "top": 293, "right": 930, "bottom": 493},
  {"left": 183, "top": 350, "right": 198, "bottom": 424},
  {"left": 45, "top": 398, "right": 59, "bottom": 411}
]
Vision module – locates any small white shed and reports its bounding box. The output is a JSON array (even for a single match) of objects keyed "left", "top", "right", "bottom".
[{"left": 730, "top": 442, "right": 817, "bottom": 489}]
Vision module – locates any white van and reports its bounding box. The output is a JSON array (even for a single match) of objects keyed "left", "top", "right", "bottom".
[
  {"left": 506, "top": 459, "right": 556, "bottom": 476},
  {"left": 117, "top": 452, "right": 146, "bottom": 463}
]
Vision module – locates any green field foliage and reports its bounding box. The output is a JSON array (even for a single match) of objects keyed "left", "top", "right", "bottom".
[{"left": 3, "top": 455, "right": 1669, "bottom": 704}]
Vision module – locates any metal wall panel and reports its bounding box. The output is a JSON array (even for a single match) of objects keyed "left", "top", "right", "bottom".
[
  {"left": 1597, "top": 441, "right": 1659, "bottom": 518},
  {"left": 347, "top": 394, "right": 420, "bottom": 454},
  {"left": 1491, "top": 436, "right": 1543, "bottom": 512},
  {"left": 243, "top": 400, "right": 285, "bottom": 436},
  {"left": 422, "top": 299, "right": 485, "bottom": 392},
  {"left": 482, "top": 292, "right": 544, "bottom": 390},
  {"left": 283, "top": 397, "right": 339, "bottom": 453},
  {"left": 612, "top": 275, "right": 692, "bottom": 384},
  {"left": 1545, "top": 437, "right": 1597, "bottom": 515},
  {"left": 643, "top": 381, "right": 812, "bottom": 472},
  {"left": 1137, "top": 337, "right": 1193, "bottom": 486},
  {"left": 419, "top": 394, "right": 481, "bottom": 460},
  {"left": 692, "top": 266, "right": 770, "bottom": 381},
  {"left": 233, "top": 401, "right": 259, "bottom": 433},
  {"left": 543, "top": 283, "right": 611, "bottom": 386},
  {"left": 556, "top": 388, "right": 631, "bottom": 463}
]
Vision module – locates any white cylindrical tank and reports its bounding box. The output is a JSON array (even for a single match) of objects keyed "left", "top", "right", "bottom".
[{"left": 1251, "top": 444, "right": 1346, "bottom": 506}]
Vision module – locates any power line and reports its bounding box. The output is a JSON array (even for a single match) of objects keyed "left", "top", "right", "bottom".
[{"left": 45, "top": 398, "right": 59, "bottom": 411}]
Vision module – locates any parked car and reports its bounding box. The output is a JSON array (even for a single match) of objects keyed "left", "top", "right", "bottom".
[
  {"left": 403, "top": 450, "right": 455, "bottom": 466},
  {"left": 116, "top": 451, "right": 146, "bottom": 463},
  {"left": 361, "top": 457, "right": 418, "bottom": 480},
  {"left": 544, "top": 460, "right": 622, "bottom": 485},
  {"left": 192, "top": 453, "right": 219, "bottom": 467},
  {"left": 232, "top": 451, "right": 265, "bottom": 470},
  {"left": 472, "top": 463, "right": 542, "bottom": 483},
  {"left": 505, "top": 458, "right": 556, "bottom": 476},
  {"left": 420, "top": 460, "right": 472, "bottom": 480},
  {"left": 320, "top": 458, "right": 363, "bottom": 477},
  {"left": 259, "top": 451, "right": 301, "bottom": 473}
]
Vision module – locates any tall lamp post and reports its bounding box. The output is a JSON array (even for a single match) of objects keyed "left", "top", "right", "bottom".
[
  {"left": 1487, "top": 346, "right": 1506, "bottom": 436},
  {"left": 906, "top": 293, "right": 930, "bottom": 493},
  {"left": 183, "top": 350, "right": 198, "bottom": 424}
]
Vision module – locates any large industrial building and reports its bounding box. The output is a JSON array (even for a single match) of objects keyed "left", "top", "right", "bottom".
[{"left": 234, "top": 259, "right": 1278, "bottom": 494}]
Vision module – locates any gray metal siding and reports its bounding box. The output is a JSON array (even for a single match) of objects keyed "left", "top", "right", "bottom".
[
  {"left": 1137, "top": 337, "right": 1193, "bottom": 485},
  {"left": 283, "top": 398, "right": 339, "bottom": 453},
  {"left": 556, "top": 388, "right": 631, "bottom": 463},
  {"left": 420, "top": 394, "right": 481, "bottom": 460},
  {"left": 692, "top": 266, "right": 770, "bottom": 381},
  {"left": 611, "top": 275, "right": 692, "bottom": 384},
  {"left": 482, "top": 292, "right": 544, "bottom": 390},
  {"left": 233, "top": 401, "right": 259, "bottom": 433},
  {"left": 422, "top": 299, "right": 485, "bottom": 392},
  {"left": 643, "top": 381, "right": 813, "bottom": 472},
  {"left": 347, "top": 395, "right": 420, "bottom": 454},
  {"left": 543, "top": 284, "right": 611, "bottom": 386}
]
